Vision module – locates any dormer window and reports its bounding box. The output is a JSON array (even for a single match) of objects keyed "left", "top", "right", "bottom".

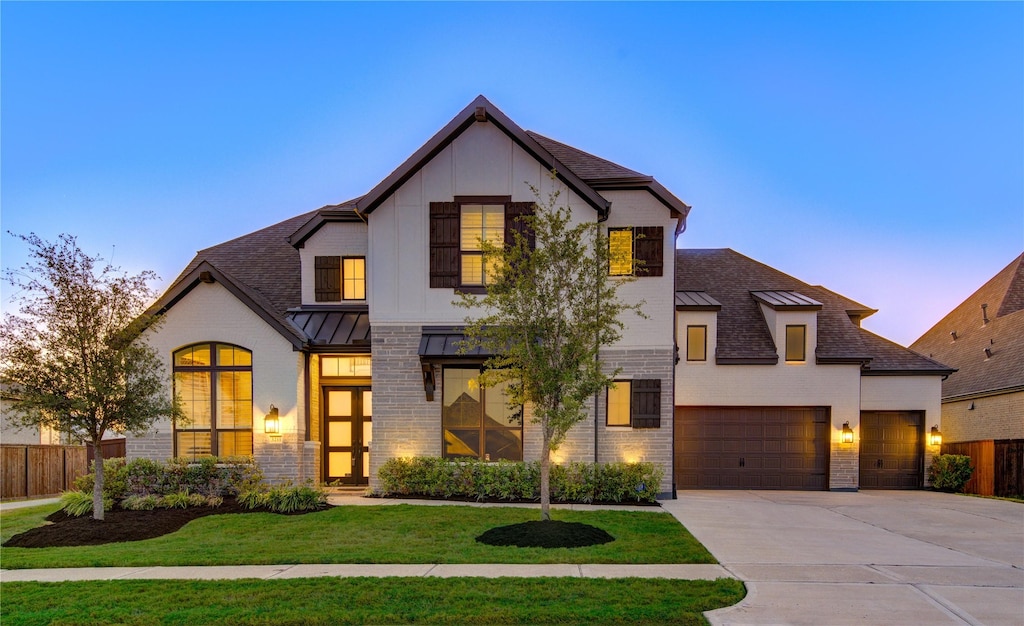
[
  {"left": 315, "top": 256, "right": 365, "bottom": 302},
  {"left": 785, "top": 325, "right": 806, "bottom": 362},
  {"left": 686, "top": 325, "right": 707, "bottom": 361}
]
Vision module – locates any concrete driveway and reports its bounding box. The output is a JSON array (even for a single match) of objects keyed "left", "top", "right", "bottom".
[{"left": 663, "top": 490, "right": 1023, "bottom": 626}]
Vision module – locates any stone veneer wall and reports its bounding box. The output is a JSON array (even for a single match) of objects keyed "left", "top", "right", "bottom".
[
  {"left": 368, "top": 326, "right": 441, "bottom": 491},
  {"left": 595, "top": 348, "right": 675, "bottom": 496},
  {"left": 368, "top": 325, "right": 675, "bottom": 497},
  {"left": 830, "top": 442, "right": 858, "bottom": 490},
  {"left": 125, "top": 431, "right": 173, "bottom": 461}
]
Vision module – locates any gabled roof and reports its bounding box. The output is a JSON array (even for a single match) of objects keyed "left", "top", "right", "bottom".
[
  {"left": 910, "top": 253, "right": 1024, "bottom": 399},
  {"left": 527, "top": 131, "right": 691, "bottom": 222},
  {"left": 676, "top": 249, "right": 953, "bottom": 374},
  {"left": 355, "top": 95, "right": 611, "bottom": 219},
  {"left": 152, "top": 211, "right": 317, "bottom": 349}
]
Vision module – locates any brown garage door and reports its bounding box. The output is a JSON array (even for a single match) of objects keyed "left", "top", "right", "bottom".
[
  {"left": 675, "top": 407, "right": 830, "bottom": 490},
  {"left": 860, "top": 411, "right": 923, "bottom": 489}
]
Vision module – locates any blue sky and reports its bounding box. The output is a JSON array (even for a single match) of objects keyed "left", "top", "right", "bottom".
[{"left": 2, "top": 2, "right": 1021, "bottom": 347}]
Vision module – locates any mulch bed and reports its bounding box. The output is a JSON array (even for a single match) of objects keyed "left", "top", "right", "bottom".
[
  {"left": 2, "top": 498, "right": 326, "bottom": 549},
  {"left": 476, "top": 520, "right": 615, "bottom": 548}
]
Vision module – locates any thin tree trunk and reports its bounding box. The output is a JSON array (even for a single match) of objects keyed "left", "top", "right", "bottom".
[
  {"left": 92, "top": 439, "right": 105, "bottom": 521},
  {"left": 540, "top": 432, "right": 551, "bottom": 521}
]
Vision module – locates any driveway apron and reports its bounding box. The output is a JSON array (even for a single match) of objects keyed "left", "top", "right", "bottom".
[{"left": 663, "top": 490, "right": 1024, "bottom": 626}]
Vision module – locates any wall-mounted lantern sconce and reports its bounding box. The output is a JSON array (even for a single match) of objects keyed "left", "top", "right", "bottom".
[
  {"left": 929, "top": 425, "right": 942, "bottom": 447},
  {"left": 264, "top": 405, "right": 280, "bottom": 435},
  {"left": 841, "top": 422, "right": 855, "bottom": 444}
]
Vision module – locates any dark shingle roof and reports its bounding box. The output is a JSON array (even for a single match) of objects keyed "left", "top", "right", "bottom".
[
  {"left": 676, "top": 249, "right": 953, "bottom": 373},
  {"left": 525, "top": 132, "right": 646, "bottom": 181},
  {"left": 910, "top": 253, "right": 1024, "bottom": 398},
  {"left": 165, "top": 211, "right": 318, "bottom": 341}
]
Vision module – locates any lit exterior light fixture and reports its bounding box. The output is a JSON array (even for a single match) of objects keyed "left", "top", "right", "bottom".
[
  {"left": 841, "top": 422, "right": 854, "bottom": 444},
  {"left": 929, "top": 425, "right": 942, "bottom": 447},
  {"left": 264, "top": 405, "right": 280, "bottom": 435}
]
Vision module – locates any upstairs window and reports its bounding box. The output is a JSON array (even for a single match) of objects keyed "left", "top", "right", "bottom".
[
  {"left": 429, "top": 198, "right": 534, "bottom": 289},
  {"left": 686, "top": 325, "right": 707, "bottom": 361},
  {"left": 608, "top": 228, "right": 634, "bottom": 276},
  {"left": 785, "top": 325, "right": 806, "bottom": 362},
  {"left": 607, "top": 226, "right": 664, "bottom": 277},
  {"left": 173, "top": 343, "right": 253, "bottom": 459},
  {"left": 315, "top": 256, "right": 365, "bottom": 302},
  {"left": 460, "top": 204, "right": 504, "bottom": 286}
]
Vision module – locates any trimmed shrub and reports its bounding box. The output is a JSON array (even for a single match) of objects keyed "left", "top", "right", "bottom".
[
  {"left": 72, "top": 457, "right": 128, "bottom": 502},
  {"left": 376, "top": 457, "right": 662, "bottom": 504},
  {"left": 74, "top": 455, "right": 263, "bottom": 510},
  {"left": 930, "top": 454, "right": 974, "bottom": 493}
]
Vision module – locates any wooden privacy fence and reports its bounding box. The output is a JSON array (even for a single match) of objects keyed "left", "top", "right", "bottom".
[
  {"left": 1, "top": 444, "right": 89, "bottom": 499},
  {"left": 87, "top": 438, "right": 126, "bottom": 465},
  {"left": 942, "top": 439, "right": 1024, "bottom": 498}
]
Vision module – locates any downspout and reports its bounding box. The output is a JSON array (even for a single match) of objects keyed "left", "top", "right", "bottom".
[{"left": 594, "top": 218, "right": 604, "bottom": 466}]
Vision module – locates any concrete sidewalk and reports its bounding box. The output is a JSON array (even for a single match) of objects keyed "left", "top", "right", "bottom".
[
  {"left": 0, "top": 562, "right": 730, "bottom": 582},
  {"left": 664, "top": 490, "right": 1024, "bottom": 626}
]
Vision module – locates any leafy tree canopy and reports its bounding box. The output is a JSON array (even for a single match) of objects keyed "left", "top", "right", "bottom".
[{"left": 1, "top": 232, "right": 180, "bottom": 519}]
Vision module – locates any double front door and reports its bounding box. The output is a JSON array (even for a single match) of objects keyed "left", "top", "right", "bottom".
[{"left": 324, "top": 387, "right": 372, "bottom": 485}]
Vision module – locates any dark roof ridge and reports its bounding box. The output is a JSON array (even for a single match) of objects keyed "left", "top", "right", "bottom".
[{"left": 355, "top": 95, "right": 610, "bottom": 218}]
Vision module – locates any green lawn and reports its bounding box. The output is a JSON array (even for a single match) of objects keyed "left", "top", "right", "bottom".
[
  {"left": 0, "top": 577, "right": 745, "bottom": 626},
  {"left": 0, "top": 502, "right": 716, "bottom": 569}
]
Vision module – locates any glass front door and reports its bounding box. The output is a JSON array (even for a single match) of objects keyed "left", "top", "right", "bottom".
[{"left": 323, "top": 387, "right": 372, "bottom": 485}]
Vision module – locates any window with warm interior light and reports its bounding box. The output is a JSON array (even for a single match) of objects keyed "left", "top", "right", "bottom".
[
  {"left": 442, "top": 367, "right": 522, "bottom": 461},
  {"left": 785, "top": 325, "right": 806, "bottom": 362},
  {"left": 607, "top": 380, "right": 632, "bottom": 426},
  {"left": 173, "top": 343, "right": 253, "bottom": 459},
  {"left": 320, "top": 356, "right": 372, "bottom": 377},
  {"left": 315, "top": 255, "right": 366, "bottom": 302},
  {"left": 608, "top": 228, "right": 634, "bottom": 276},
  {"left": 686, "top": 325, "right": 707, "bottom": 361},
  {"left": 342, "top": 257, "right": 365, "bottom": 300},
  {"left": 460, "top": 204, "right": 504, "bottom": 286}
]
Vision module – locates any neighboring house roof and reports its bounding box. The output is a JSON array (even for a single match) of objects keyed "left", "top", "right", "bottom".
[
  {"left": 910, "top": 253, "right": 1024, "bottom": 399},
  {"left": 676, "top": 249, "right": 953, "bottom": 374}
]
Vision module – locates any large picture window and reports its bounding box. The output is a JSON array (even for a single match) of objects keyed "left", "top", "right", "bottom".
[
  {"left": 173, "top": 343, "right": 253, "bottom": 459},
  {"left": 442, "top": 367, "right": 522, "bottom": 461}
]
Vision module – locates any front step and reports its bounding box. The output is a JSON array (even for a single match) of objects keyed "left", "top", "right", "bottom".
[{"left": 325, "top": 485, "right": 369, "bottom": 497}]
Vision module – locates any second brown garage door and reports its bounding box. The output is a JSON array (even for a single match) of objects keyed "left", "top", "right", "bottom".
[
  {"left": 675, "top": 407, "right": 829, "bottom": 490},
  {"left": 859, "top": 411, "right": 923, "bottom": 489}
]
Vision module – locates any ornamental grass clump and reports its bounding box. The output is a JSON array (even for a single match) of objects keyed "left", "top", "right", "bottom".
[
  {"left": 59, "top": 490, "right": 104, "bottom": 517},
  {"left": 240, "top": 480, "right": 327, "bottom": 513}
]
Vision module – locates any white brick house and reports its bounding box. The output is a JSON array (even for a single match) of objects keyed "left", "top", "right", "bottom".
[{"left": 129, "top": 96, "right": 952, "bottom": 495}]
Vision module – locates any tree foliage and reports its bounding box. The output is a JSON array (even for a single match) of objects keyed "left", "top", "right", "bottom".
[
  {"left": 0, "top": 232, "right": 180, "bottom": 520},
  {"left": 457, "top": 175, "right": 644, "bottom": 519}
]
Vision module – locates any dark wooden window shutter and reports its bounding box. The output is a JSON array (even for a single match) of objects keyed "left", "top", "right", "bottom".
[
  {"left": 634, "top": 226, "right": 664, "bottom": 277},
  {"left": 314, "top": 256, "right": 341, "bottom": 301},
  {"left": 429, "top": 202, "right": 459, "bottom": 288},
  {"left": 505, "top": 202, "right": 536, "bottom": 250},
  {"left": 631, "top": 378, "right": 661, "bottom": 428}
]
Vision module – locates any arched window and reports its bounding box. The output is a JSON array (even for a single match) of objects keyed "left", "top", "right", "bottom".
[{"left": 173, "top": 343, "right": 253, "bottom": 459}]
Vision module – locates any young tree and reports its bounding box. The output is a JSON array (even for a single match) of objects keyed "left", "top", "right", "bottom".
[
  {"left": 0, "top": 233, "right": 180, "bottom": 520},
  {"left": 457, "top": 175, "right": 644, "bottom": 520}
]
